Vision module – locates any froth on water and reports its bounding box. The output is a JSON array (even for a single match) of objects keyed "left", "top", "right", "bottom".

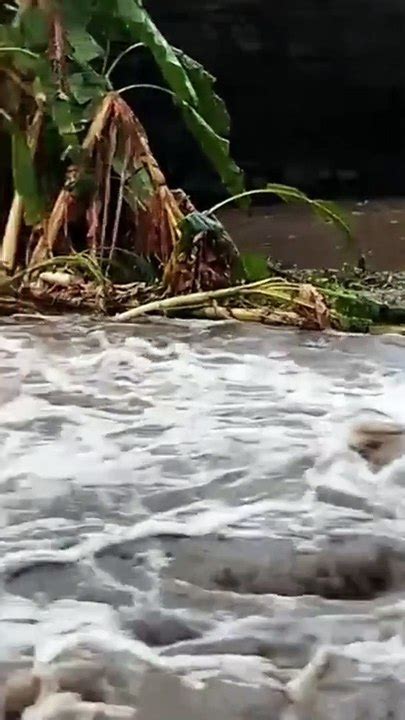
[{"left": 2, "top": 320, "right": 405, "bottom": 720}]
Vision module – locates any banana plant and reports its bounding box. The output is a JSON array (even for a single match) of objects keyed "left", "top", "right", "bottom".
[
  {"left": 0, "top": 0, "right": 351, "bottom": 286},
  {"left": 0, "top": 0, "right": 244, "bottom": 249}
]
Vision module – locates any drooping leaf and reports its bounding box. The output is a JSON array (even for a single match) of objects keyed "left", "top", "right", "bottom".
[
  {"left": 268, "top": 186, "right": 352, "bottom": 244},
  {"left": 11, "top": 129, "right": 43, "bottom": 224},
  {"left": 175, "top": 50, "right": 230, "bottom": 137},
  {"left": 312, "top": 199, "right": 352, "bottom": 243},
  {"left": 180, "top": 103, "right": 245, "bottom": 198},
  {"left": 206, "top": 185, "right": 353, "bottom": 243},
  {"left": 260, "top": 185, "right": 351, "bottom": 240},
  {"left": 116, "top": 0, "right": 197, "bottom": 107},
  {"left": 112, "top": 2, "right": 245, "bottom": 198}
]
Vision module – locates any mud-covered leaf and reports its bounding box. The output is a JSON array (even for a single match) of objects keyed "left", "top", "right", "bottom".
[{"left": 116, "top": 0, "right": 197, "bottom": 107}]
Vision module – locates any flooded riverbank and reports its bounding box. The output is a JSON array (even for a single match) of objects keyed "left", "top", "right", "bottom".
[{"left": 2, "top": 317, "right": 405, "bottom": 718}]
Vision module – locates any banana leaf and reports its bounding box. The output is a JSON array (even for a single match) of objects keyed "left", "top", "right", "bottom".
[{"left": 11, "top": 129, "right": 43, "bottom": 224}]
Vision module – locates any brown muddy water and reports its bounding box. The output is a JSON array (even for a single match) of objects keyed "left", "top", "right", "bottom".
[
  {"left": 219, "top": 197, "right": 405, "bottom": 269},
  {"left": 3, "top": 202, "right": 405, "bottom": 719}
]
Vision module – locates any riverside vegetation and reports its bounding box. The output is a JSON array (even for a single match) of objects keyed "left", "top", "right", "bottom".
[{"left": 0, "top": 0, "right": 403, "bottom": 333}]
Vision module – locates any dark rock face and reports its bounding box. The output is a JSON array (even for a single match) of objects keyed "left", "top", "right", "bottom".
[{"left": 123, "top": 0, "right": 405, "bottom": 200}]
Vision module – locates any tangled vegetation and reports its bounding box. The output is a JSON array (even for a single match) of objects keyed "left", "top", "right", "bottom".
[{"left": 0, "top": 0, "right": 400, "bottom": 333}]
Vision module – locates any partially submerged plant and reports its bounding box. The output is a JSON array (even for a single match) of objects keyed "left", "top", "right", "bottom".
[{"left": 113, "top": 277, "right": 331, "bottom": 331}]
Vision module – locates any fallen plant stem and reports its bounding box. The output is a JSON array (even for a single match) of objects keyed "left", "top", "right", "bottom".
[
  {"left": 191, "top": 306, "right": 300, "bottom": 325},
  {"left": 113, "top": 279, "right": 304, "bottom": 321}
]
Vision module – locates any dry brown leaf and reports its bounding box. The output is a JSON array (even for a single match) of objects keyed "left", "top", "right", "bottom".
[{"left": 296, "top": 283, "right": 330, "bottom": 330}]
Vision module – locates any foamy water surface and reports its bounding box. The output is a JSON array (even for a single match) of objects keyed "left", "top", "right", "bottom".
[{"left": 2, "top": 317, "right": 405, "bottom": 719}]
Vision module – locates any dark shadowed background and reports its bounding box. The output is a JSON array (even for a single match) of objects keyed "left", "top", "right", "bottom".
[
  {"left": 118, "top": 0, "right": 405, "bottom": 200},
  {"left": 117, "top": 0, "right": 405, "bottom": 267}
]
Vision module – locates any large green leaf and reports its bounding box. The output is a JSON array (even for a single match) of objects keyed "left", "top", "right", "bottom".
[
  {"left": 67, "top": 28, "right": 104, "bottom": 65},
  {"left": 89, "top": 0, "right": 127, "bottom": 44},
  {"left": 0, "top": 23, "right": 41, "bottom": 74},
  {"left": 69, "top": 70, "right": 108, "bottom": 104},
  {"left": 180, "top": 103, "right": 245, "bottom": 198},
  {"left": 19, "top": 7, "right": 48, "bottom": 51},
  {"left": 0, "top": 24, "right": 22, "bottom": 47},
  {"left": 52, "top": 98, "right": 82, "bottom": 136},
  {"left": 175, "top": 50, "right": 230, "bottom": 137},
  {"left": 58, "top": 0, "right": 94, "bottom": 28},
  {"left": 11, "top": 130, "right": 43, "bottom": 224},
  {"left": 51, "top": 98, "right": 103, "bottom": 154},
  {"left": 112, "top": 1, "right": 245, "bottom": 197},
  {"left": 33, "top": 58, "right": 59, "bottom": 103},
  {"left": 116, "top": 0, "right": 197, "bottom": 107}
]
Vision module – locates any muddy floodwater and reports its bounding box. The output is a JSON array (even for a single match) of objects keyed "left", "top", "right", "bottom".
[
  {"left": 2, "top": 314, "right": 405, "bottom": 719},
  {"left": 220, "top": 197, "right": 405, "bottom": 270}
]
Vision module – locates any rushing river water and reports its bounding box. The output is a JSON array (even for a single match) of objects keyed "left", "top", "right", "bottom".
[{"left": 3, "top": 317, "right": 405, "bottom": 719}]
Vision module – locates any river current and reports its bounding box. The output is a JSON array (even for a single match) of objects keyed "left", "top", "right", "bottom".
[{"left": 2, "top": 317, "right": 405, "bottom": 719}]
